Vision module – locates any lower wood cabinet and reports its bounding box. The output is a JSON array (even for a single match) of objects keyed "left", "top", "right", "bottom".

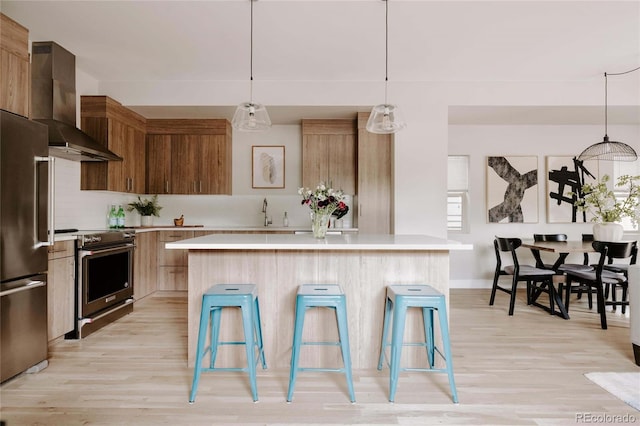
[
  {"left": 133, "top": 231, "right": 158, "bottom": 300},
  {"left": 157, "top": 231, "right": 193, "bottom": 291},
  {"left": 47, "top": 240, "right": 75, "bottom": 341}
]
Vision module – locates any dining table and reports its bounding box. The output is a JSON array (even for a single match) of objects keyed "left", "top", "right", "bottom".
[{"left": 520, "top": 239, "right": 596, "bottom": 320}]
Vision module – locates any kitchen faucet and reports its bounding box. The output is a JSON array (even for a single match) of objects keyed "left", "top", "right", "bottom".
[{"left": 262, "top": 198, "right": 272, "bottom": 226}]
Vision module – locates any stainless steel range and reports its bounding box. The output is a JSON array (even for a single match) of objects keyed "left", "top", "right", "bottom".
[{"left": 67, "top": 230, "right": 135, "bottom": 339}]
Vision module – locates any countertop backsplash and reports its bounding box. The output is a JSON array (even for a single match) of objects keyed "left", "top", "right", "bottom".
[{"left": 53, "top": 157, "right": 356, "bottom": 230}]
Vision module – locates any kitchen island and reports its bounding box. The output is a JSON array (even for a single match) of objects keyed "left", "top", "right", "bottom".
[{"left": 166, "top": 233, "right": 472, "bottom": 369}]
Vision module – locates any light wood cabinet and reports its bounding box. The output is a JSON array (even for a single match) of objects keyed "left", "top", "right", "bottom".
[
  {"left": 301, "top": 119, "right": 356, "bottom": 194},
  {"left": 146, "top": 119, "right": 232, "bottom": 195},
  {"left": 157, "top": 231, "right": 194, "bottom": 291},
  {"left": 133, "top": 231, "right": 158, "bottom": 300},
  {"left": 357, "top": 112, "right": 394, "bottom": 234},
  {"left": 0, "top": 13, "right": 29, "bottom": 117},
  {"left": 80, "top": 96, "right": 146, "bottom": 193},
  {"left": 47, "top": 240, "right": 75, "bottom": 341}
]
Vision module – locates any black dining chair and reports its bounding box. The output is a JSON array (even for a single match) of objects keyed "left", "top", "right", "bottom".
[
  {"left": 602, "top": 241, "right": 637, "bottom": 313},
  {"left": 552, "top": 233, "right": 597, "bottom": 309},
  {"left": 563, "top": 241, "right": 635, "bottom": 329},
  {"left": 530, "top": 233, "right": 568, "bottom": 270},
  {"left": 489, "top": 237, "right": 558, "bottom": 316}
]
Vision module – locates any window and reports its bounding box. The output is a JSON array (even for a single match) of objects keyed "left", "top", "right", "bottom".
[
  {"left": 447, "top": 156, "right": 469, "bottom": 232},
  {"left": 614, "top": 159, "right": 639, "bottom": 232}
]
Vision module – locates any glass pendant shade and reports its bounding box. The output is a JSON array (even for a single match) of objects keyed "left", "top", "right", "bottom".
[
  {"left": 577, "top": 135, "right": 638, "bottom": 162},
  {"left": 366, "top": 103, "right": 406, "bottom": 134},
  {"left": 232, "top": 102, "right": 271, "bottom": 132}
]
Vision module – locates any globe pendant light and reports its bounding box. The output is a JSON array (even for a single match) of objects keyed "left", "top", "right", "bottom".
[
  {"left": 577, "top": 68, "right": 639, "bottom": 162},
  {"left": 366, "top": 0, "right": 406, "bottom": 134},
  {"left": 232, "top": 0, "right": 271, "bottom": 132}
]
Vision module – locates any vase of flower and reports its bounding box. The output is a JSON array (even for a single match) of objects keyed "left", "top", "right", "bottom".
[
  {"left": 593, "top": 222, "right": 624, "bottom": 242},
  {"left": 299, "top": 182, "right": 349, "bottom": 239},
  {"left": 574, "top": 174, "right": 640, "bottom": 241},
  {"left": 311, "top": 211, "right": 331, "bottom": 239}
]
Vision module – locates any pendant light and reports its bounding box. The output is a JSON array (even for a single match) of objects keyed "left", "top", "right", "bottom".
[
  {"left": 577, "top": 67, "right": 639, "bottom": 162},
  {"left": 232, "top": 0, "right": 271, "bottom": 132},
  {"left": 366, "top": 0, "right": 406, "bottom": 134}
]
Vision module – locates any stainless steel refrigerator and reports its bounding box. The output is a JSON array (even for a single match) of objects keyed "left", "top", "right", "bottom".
[{"left": 1, "top": 109, "right": 54, "bottom": 383}]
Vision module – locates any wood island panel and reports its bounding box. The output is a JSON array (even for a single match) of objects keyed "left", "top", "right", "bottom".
[{"left": 186, "top": 248, "right": 450, "bottom": 369}]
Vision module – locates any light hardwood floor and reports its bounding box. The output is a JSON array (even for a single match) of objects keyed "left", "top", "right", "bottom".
[{"left": 1, "top": 289, "right": 637, "bottom": 425}]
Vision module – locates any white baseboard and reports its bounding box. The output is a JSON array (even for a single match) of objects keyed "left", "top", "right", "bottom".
[{"left": 450, "top": 279, "right": 492, "bottom": 289}]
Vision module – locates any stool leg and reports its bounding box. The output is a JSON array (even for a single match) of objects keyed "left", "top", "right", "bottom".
[
  {"left": 287, "top": 299, "right": 306, "bottom": 402},
  {"left": 241, "top": 300, "right": 259, "bottom": 402},
  {"left": 437, "top": 302, "right": 458, "bottom": 403},
  {"left": 209, "top": 307, "right": 222, "bottom": 368},
  {"left": 335, "top": 301, "right": 355, "bottom": 403},
  {"left": 377, "top": 296, "right": 392, "bottom": 370},
  {"left": 422, "top": 307, "right": 435, "bottom": 368},
  {"left": 189, "top": 300, "right": 211, "bottom": 403},
  {"left": 253, "top": 297, "right": 267, "bottom": 369},
  {"left": 389, "top": 301, "right": 407, "bottom": 403}
]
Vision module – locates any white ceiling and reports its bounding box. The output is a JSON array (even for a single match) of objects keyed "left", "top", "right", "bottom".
[{"left": 2, "top": 0, "right": 639, "bottom": 124}]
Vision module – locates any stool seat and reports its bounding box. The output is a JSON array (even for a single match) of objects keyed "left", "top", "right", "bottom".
[
  {"left": 287, "top": 284, "right": 355, "bottom": 402},
  {"left": 378, "top": 284, "right": 458, "bottom": 403},
  {"left": 189, "top": 284, "right": 267, "bottom": 403}
]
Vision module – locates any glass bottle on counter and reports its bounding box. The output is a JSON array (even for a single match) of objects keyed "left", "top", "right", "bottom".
[
  {"left": 283, "top": 211, "right": 289, "bottom": 227},
  {"left": 116, "top": 205, "right": 125, "bottom": 228},
  {"left": 108, "top": 205, "right": 117, "bottom": 229}
]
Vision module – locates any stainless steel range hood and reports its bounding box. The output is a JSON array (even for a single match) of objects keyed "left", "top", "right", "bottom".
[{"left": 31, "top": 41, "right": 122, "bottom": 162}]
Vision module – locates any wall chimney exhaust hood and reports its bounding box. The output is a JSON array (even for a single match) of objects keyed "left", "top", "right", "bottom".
[{"left": 31, "top": 41, "right": 122, "bottom": 162}]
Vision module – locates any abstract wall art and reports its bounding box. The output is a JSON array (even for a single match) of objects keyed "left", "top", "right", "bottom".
[
  {"left": 252, "top": 145, "right": 285, "bottom": 189},
  {"left": 486, "top": 156, "right": 538, "bottom": 223},
  {"left": 546, "top": 156, "right": 599, "bottom": 223}
]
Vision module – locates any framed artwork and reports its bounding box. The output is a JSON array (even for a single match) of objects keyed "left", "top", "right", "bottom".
[
  {"left": 486, "top": 156, "right": 538, "bottom": 223},
  {"left": 546, "top": 156, "right": 599, "bottom": 223},
  {"left": 252, "top": 145, "right": 285, "bottom": 189}
]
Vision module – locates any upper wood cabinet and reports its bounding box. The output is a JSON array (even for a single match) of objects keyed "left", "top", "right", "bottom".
[
  {"left": 80, "top": 96, "right": 147, "bottom": 193},
  {"left": 0, "top": 13, "right": 29, "bottom": 117},
  {"left": 301, "top": 119, "right": 356, "bottom": 194},
  {"left": 357, "top": 113, "right": 394, "bottom": 234},
  {"left": 146, "top": 119, "right": 232, "bottom": 195}
]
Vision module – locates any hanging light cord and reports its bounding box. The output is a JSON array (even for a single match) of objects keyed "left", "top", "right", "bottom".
[
  {"left": 249, "top": 0, "right": 254, "bottom": 103},
  {"left": 384, "top": 0, "right": 389, "bottom": 105},
  {"left": 603, "top": 66, "right": 640, "bottom": 137}
]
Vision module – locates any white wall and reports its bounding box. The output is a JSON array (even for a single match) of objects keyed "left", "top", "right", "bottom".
[
  {"left": 447, "top": 124, "right": 640, "bottom": 288},
  {"left": 54, "top": 124, "right": 322, "bottom": 229}
]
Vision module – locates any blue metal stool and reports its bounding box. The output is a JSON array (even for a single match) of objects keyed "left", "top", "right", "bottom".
[
  {"left": 189, "top": 284, "right": 267, "bottom": 403},
  {"left": 378, "top": 284, "right": 458, "bottom": 403},
  {"left": 287, "top": 284, "right": 355, "bottom": 402}
]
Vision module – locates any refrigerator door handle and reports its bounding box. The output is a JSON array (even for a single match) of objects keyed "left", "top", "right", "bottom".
[
  {"left": 35, "top": 156, "right": 55, "bottom": 247},
  {"left": 0, "top": 280, "right": 46, "bottom": 298}
]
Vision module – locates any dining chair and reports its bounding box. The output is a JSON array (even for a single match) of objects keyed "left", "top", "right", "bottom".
[
  {"left": 602, "top": 241, "right": 637, "bottom": 313},
  {"left": 489, "top": 237, "right": 558, "bottom": 316},
  {"left": 563, "top": 241, "right": 634, "bottom": 329},
  {"left": 554, "top": 233, "right": 597, "bottom": 309}
]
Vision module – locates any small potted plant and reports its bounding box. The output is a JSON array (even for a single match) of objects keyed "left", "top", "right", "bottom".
[
  {"left": 574, "top": 174, "right": 640, "bottom": 241},
  {"left": 127, "top": 195, "right": 162, "bottom": 227}
]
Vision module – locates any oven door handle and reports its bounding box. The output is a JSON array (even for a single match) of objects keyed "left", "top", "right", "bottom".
[{"left": 79, "top": 243, "right": 136, "bottom": 257}]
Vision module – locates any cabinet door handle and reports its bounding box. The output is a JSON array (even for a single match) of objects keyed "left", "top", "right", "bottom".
[
  {"left": 193, "top": 181, "right": 196, "bottom": 193},
  {"left": 165, "top": 180, "right": 169, "bottom": 194},
  {"left": 199, "top": 181, "right": 202, "bottom": 193}
]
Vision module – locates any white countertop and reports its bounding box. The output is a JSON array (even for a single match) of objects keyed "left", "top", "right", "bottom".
[
  {"left": 165, "top": 233, "right": 473, "bottom": 251},
  {"left": 132, "top": 225, "right": 357, "bottom": 233}
]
